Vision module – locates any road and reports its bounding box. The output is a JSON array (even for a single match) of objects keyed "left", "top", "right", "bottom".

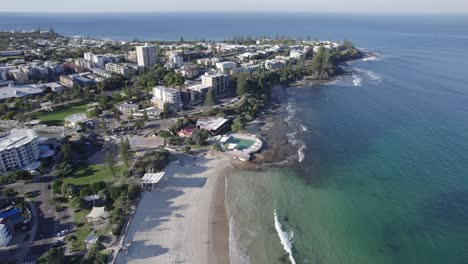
[{"left": 0, "top": 175, "right": 73, "bottom": 264}]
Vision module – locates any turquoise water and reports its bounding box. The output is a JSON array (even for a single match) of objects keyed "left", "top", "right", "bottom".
[
  {"left": 226, "top": 16, "right": 468, "bottom": 264},
  {"left": 2, "top": 12, "right": 468, "bottom": 264},
  {"left": 225, "top": 137, "right": 255, "bottom": 151}
]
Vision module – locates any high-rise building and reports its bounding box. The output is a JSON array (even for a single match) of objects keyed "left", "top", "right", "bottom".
[
  {"left": 136, "top": 44, "right": 157, "bottom": 68},
  {"left": 152, "top": 86, "right": 182, "bottom": 112},
  {"left": 0, "top": 129, "right": 40, "bottom": 173},
  {"left": 201, "top": 72, "right": 230, "bottom": 94}
]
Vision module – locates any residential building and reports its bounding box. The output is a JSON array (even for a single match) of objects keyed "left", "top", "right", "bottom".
[
  {"left": 136, "top": 44, "right": 157, "bottom": 68},
  {"left": 118, "top": 103, "right": 139, "bottom": 115},
  {"left": 262, "top": 59, "right": 286, "bottom": 70},
  {"left": 9, "top": 69, "right": 29, "bottom": 84},
  {"left": 0, "top": 129, "right": 40, "bottom": 173},
  {"left": 152, "top": 86, "right": 182, "bottom": 112},
  {"left": 125, "top": 51, "right": 138, "bottom": 63},
  {"left": 105, "top": 63, "right": 138, "bottom": 76},
  {"left": 0, "top": 84, "right": 44, "bottom": 102},
  {"left": 196, "top": 57, "right": 220, "bottom": 67},
  {"left": 177, "top": 64, "right": 200, "bottom": 79},
  {"left": 186, "top": 83, "right": 211, "bottom": 103},
  {"left": 290, "top": 50, "right": 306, "bottom": 59},
  {"left": 216, "top": 61, "right": 237, "bottom": 72},
  {"left": 201, "top": 72, "right": 230, "bottom": 94},
  {"left": 92, "top": 68, "right": 113, "bottom": 78},
  {"left": 167, "top": 53, "right": 184, "bottom": 68}
]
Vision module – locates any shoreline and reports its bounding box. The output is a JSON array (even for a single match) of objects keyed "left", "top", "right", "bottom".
[
  {"left": 116, "top": 154, "right": 231, "bottom": 264},
  {"left": 208, "top": 162, "right": 230, "bottom": 264}
]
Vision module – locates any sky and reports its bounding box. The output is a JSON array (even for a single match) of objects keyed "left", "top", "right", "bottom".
[{"left": 2, "top": 0, "right": 468, "bottom": 13}]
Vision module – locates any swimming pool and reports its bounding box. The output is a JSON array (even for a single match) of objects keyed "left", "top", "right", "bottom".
[{"left": 224, "top": 137, "right": 255, "bottom": 151}]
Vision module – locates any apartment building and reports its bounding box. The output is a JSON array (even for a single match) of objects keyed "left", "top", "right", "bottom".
[
  {"left": 201, "top": 72, "right": 230, "bottom": 94},
  {"left": 152, "top": 86, "right": 182, "bottom": 112},
  {"left": 0, "top": 129, "right": 40, "bottom": 173},
  {"left": 136, "top": 44, "right": 157, "bottom": 68}
]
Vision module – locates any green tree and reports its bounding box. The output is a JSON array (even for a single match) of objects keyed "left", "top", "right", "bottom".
[
  {"left": 90, "top": 181, "right": 107, "bottom": 194},
  {"left": 236, "top": 74, "right": 249, "bottom": 96},
  {"left": 231, "top": 117, "right": 244, "bottom": 132},
  {"left": 105, "top": 148, "right": 117, "bottom": 177},
  {"left": 134, "top": 120, "right": 145, "bottom": 130},
  {"left": 119, "top": 138, "right": 131, "bottom": 167},
  {"left": 61, "top": 143, "right": 72, "bottom": 163},
  {"left": 161, "top": 103, "right": 170, "bottom": 119},
  {"left": 204, "top": 88, "right": 215, "bottom": 106},
  {"left": 38, "top": 247, "right": 65, "bottom": 264},
  {"left": 191, "top": 129, "right": 209, "bottom": 146},
  {"left": 311, "top": 47, "right": 331, "bottom": 77}
]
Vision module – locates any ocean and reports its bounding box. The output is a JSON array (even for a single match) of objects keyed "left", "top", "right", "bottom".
[{"left": 2, "top": 12, "right": 468, "bottom": 264}]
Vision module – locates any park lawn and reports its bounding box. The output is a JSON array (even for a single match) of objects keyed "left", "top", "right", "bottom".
[
  {"left": 32, "top": 101, "right": 88, "bottom": 126},
  {"left": 71, "top": 209, "right": 91, "bottom": 252},
  {"left": 62, "top": 163, "right": 122, "bottom": 187}
]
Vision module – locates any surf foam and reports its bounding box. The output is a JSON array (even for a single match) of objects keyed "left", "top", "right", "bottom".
[
  {"left": 352, "top": 74, "right": 362, "bottom": 86},
  {"left": 274, "top": 210, "right": 297, "bottom": 264},
  {"left": 298, "top": 144, "right": 306, "bottom": 163}
]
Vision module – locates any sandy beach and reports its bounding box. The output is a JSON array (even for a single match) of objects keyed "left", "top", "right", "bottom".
[{"left": 115, "top": 153, "right": 231, "bottom": 264}]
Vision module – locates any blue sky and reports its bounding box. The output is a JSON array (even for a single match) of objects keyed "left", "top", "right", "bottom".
[{"left": 3, "top": 0, "right": 468, "bottom": 13}]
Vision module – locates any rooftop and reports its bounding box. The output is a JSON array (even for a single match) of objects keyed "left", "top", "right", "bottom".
[
  {"left": 0, "top": 84, "right": 44, "bottom": 101},
  {"left": 197, "top": 117, "right": 229, "bottom": 132},
  {"left": 0, "top": 129, "right": 38, "bottom": 151}
]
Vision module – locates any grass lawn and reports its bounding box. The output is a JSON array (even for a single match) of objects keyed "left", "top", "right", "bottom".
[
  {"left": 71, "top": 209, "right": 91, "bottom": 252},
  {"left": 32, "top": 101, "right": 88, "bottom": 126},
  {"left": 62, "top": 163, "right": 122, "bottom": 187}
]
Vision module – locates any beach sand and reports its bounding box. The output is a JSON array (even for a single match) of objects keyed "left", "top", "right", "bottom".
[{"left": 116, "top": 154, "right": 230, "bottom": 264}]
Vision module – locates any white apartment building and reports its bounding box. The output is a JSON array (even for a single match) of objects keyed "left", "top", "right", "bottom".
[
  {"left": 118, "top": 103, "right": 139, "bottom": 115},
  {"left": 215, "top": 61, "right": 237, "bottom": 72},
  {"left": 152, "top": 86, "right": 182, "bottom": 112},
  {"left": 201, "top": 72, "right": 230, "bottom": 94},
  {"left": 0, "top": 129, "right": 40, "bottom": 173},
  {"left": 290, "top": 50, "right": 307, "bottom": 59},
  {"left": 136, "top": 44, "right": 157, "bottom": 68},
  {"left": 167, "top": 53, "right": 184, "bottom": 68},
  {"left": 92, "top": 68, "right": 113, "bottom": 78},
  {"left": 105, "top": 63, "right": 138, "bottom": 76}
]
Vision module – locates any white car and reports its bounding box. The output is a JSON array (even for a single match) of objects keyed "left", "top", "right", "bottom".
[{"left": 56, "top": 229, "right": 69, "bottom": 237}]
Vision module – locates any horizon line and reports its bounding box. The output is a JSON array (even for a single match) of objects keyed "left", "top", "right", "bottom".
[{"left": 1, "top": 11, "right": 468, "bottom": 15}]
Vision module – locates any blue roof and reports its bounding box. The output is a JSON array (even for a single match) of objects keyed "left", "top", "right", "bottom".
[{"left": 0, "top": 208, "right": 21, "bottom": 219}]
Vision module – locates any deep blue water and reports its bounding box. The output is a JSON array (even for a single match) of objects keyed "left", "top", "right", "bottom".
[{"left": 3, "top": 13, "right": 468, "bottom": 263}]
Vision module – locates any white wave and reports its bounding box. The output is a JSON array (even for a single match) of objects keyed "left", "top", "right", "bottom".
[
  {"left": 287, "top": 132, "right": 297, "bottom": 145},
  {"left": 354, "top": 67, "right": 382, "bottom": 82},
  {"left": 300, "top": 124, "right": 308, "bottom": 132},
  {"left": 363, "top": 56, "right": 379, "bottom": 62},
  {"left": 229, "top": 217, "right": 251, "bottom": 264},
  {"left": 285, "top": 101, "right": 296, "bottom": 123},
  {"left": 352, "top": 75, "right": 362, "bottom": 86},
  {"left": 274, "top": 210, "right": 297, "bottom": 264},
  {"left": 298, "top": 144, "right": 306, "bottom": 163}
]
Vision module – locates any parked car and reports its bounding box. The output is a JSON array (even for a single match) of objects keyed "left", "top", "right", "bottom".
[{"left": 56, "top": 229, "right": 69, "bottom": 237}]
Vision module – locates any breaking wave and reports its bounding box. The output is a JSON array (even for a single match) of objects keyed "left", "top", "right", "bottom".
[
  {"left": 274, "top": 210, "right": 297, "bottom": 264},
  {"left": 353, "top": 74, "right": 362, "bottom": 86},
  {"left": 298, "top": 144, "right": 306, "bottom": 163}
]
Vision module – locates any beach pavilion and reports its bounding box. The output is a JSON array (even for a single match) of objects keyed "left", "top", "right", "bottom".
[{"left": 141, "top": 171, "right": 165, "bottom": 190}]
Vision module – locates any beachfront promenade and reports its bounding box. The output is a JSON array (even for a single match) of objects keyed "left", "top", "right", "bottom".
[{"left": 114, "top": 154, "right": 230, "bottom": 264}]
